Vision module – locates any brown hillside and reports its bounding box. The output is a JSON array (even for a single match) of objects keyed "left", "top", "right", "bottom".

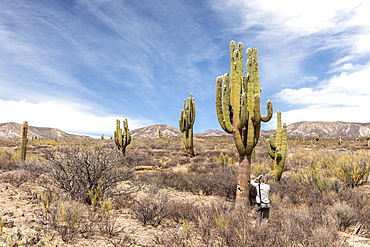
[
  {"left": 0, "top": 122, "right": 89, "bottom": 139},
  {"left": 288, "top": 121, "right": 370, "bottom": 137}
]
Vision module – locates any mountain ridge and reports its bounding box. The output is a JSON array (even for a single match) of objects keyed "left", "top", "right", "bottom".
[
  {"left": 0, "top": 122, "right": 89, "bottom": 139},
  {"left": 1, "top": 121, "right": 370, "bottom": 139}
]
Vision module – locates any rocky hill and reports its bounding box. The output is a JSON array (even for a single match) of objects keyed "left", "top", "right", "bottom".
[
  {"left": 130, "top": 124, "right": 181, "bottom": 138},
  {"left": 287, "top": 121, "right": 370, "bottom": 137},
  {"left": 131, "top": 125, "right": 275, "bottom": 138},
  {"left": 194, "top": 129, "right": 228, "bottom": 137},
  {"left": 2, "top": 121, "right": 369, "bottom": 140},
  {"left": 0, "top": 122, "right": 89, "bottom": 139}
]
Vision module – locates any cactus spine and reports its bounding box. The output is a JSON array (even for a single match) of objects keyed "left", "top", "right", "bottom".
[
  {"left": 114, "top": 119, "right": 131, "bottom": 156},
  {"left": 216, "top": 41, "right": 273, "bottom": 202},
  {"left": 20, "top": 121, "right": 28, "bottom": 161},
  {"left": 266, "top": 111, "right": 287, "bottom": 181},
  {"left": 179, "top": 93, "right": 196, "bottom": 157}
]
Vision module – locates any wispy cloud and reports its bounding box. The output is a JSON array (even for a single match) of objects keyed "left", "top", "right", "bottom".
[
  {"left": 274, "top": 63, "right": 370, "bottom": 125},
  {"left": 0, "top": 99, "right": 153, "bottom": 136},
  {"left": 213, "top": 0, "right": 370, "bottom": 130},
  {"left": 1, "top": 0, "right": 369, "bottom": 136}
]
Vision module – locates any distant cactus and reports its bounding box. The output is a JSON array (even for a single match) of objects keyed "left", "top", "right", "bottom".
[
  {"left": 216, "top": 41, "right": 273, "bottom": 202},
  {"left": 266, "top": 111, "right": 287, "bottom": 181},
  {"left": 20, "top": 121, "right": 28, "bottom": 161},
  {"left": 179, "top": 93, "right": 196, "bottom": 157},
  {"left": 338, "top": 137, "right": 343, "bottom": 145},
  {"left": 114, "top": 119, "right": 131, "bottom": 156},
  {"left": 158, "top": 129, "right": 163, "bottom": 139}
]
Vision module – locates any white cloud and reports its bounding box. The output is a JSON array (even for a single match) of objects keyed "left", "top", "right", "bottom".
[
  {"left": 233, "top": 0, "right": 370, "bottom": 36},
  {"left": 0, "top": 100, "right": 152, "bottom": 137},
  {"left": 354, "top": 34, "right": 370, "bottom": 54},
  {"left": 275, "top": 63, "right": 370, "bottom": 123},
  {"left": 281, "top": 105, "right": 369, "bottom": 126}
]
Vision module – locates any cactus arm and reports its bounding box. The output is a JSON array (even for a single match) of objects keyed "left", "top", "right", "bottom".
[
  {"left": 189, "top": 94, "right": 196, "bottom": 126},
  {"left": 276, "top": 110, "right": 282, "bottom": 147},
  {"left": 238, "top": 93, "right": 248, "bottom": 129},
  {"left": 114, "top": 130, "right": 119, "bottom": 148},
  {"left": 266, "top": 138, "right": 276, "bottom": 159},
  {"left": 280, "top": 123, "right": 287, "bottom": 164},
  {"left": 123, "top": 118, "right": 131, "bottom": 145},
  {"left": 261, "top": 100, "right": 273, "bottom": 122},
  {"left": 20, "top": 121, "right": 28, "bottom": 161},
  {"left": 215, "top": 76, "right": 227, "bottom": 131},
  {"left": 222, "top": 74, "right": 233, "bottom": 133},
  {"left": 179, "top": 110, "right": 186, "bottom": 132}
]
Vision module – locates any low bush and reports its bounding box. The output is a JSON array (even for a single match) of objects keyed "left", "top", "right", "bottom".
[
  {"left": 43, "top": 143, "right": 134, "bottom": 204},
  {"left": 135, "top": 166, "right": 237, "bottom": 199},
  {"left": 130, "top": 192, "right": 171, "bottom": 226}
]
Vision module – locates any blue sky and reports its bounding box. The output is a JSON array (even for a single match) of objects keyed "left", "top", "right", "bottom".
[{"left": 1, "top": 0, "right": 369, "bottom": 137}]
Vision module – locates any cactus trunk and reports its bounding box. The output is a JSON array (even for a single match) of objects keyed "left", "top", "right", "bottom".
[
  {"left": 20, "top": 121, "right": 28, "bottom": 161},
  {"left": 114, "top": 119, "right": 131, "bottom": 156},
  {"left": 179, "top": 93, "right": 196, "bottom": 157},
  {"left": 216, "top": 41, "right": 273, "bottom": 204},
  {"left": 266, "top": 110, "right": 287, "bottom": 181}
]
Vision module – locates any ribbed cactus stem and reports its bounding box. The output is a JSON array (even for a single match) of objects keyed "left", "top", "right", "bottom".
[
  {"left": 114, "top": 119, "right": 131, "bottom": 156},
  {"left": 216, "top": 41, "right": 273, "bottom": 203},
  {"left": 179, "top": 93, "right": 196, "bottom": 157},
  {"left": 20, "top": 121, "right": 28, "bottom": 161},
  {"left": 266, "top": 110, "right": 287, "bottom": 181}
]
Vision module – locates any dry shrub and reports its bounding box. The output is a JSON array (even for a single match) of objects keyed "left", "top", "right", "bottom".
[
  {"left": 272, "top": 179, "right": 323, "bottom": 206},
  {"left": 327, "top": 201, "right": 357, "bottom": 230},
  {"left": 0, "top": 148, "right": 18, "bottom": 171},
  {"left": 0, "top": 170, "right": 34, "bottom": 187},
  {"left": 47, "top": 199, "right": 86, "bottom": 242},
  {"left": 166, "top": 200, "right": 201, "bottom": 224},
  {"left": 0, "top": 159, "right": 48, "bottom": 187},
  {"left": 44, "top": 143, "right": 133, "bottom": 204},
  {"left": 135, "top": 167, "right": 237, "bottom": 199},
  {"left": 152, "top": 199, "right": 349, "bottom": 247},
  {"left": 130, "top": 192, "right": 171, "bottom": 226},
  {"left": 332, "top": 150, "right": 370, "bottom": 187},
  {"left": 338, "top": 187, "right": 370, "bottom": 233}
]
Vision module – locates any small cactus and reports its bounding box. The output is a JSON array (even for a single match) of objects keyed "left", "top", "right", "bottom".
[
  {"left": 20, "top": 121, "right": 28, "bottom": 161},
  {"left": 179, "top": 93, "right": 196, "bottom": 157},
  {"left": 114, "top": 119, "right": 131, "bottom": 156},
  {"left": 266, "top": 111, "right": 287, "bottom": 181},
  {"left": 315, "top": 134, "right": 320, "bottom": 142},
  {"left": 158, "top": 129, "right": 163, "bottom": 139},
  {"left": 338, "top": 137, "right": 342, "bottom": 145}
]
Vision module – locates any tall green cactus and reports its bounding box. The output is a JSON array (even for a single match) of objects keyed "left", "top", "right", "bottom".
[
  {"left": 179, "top": 93, "right": 196, "bottom": 157},
  {"left": 266, "top": 110, "right": 287, "bottom": 181},
  {"left": 216, "top": 41, "right": 273, "bottom": 202},
  {"left": 20, "top": 120, "right": 28, "bottom": 161},
  {"left": 114, "top": 119, "right": 131, "bottom": 156}
]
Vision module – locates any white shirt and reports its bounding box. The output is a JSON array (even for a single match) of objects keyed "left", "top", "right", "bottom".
[{"left": 250, "top": 180, "right": 270, "bottom": 204}]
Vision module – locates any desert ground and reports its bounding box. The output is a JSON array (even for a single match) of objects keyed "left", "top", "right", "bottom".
[{"left": 0, "top": 136, "right": 370, "bottom": 246}]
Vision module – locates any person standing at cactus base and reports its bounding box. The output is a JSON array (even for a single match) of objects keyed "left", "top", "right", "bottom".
[{"left": 250, "top": 175, "right": 270, "bottom": 227}]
